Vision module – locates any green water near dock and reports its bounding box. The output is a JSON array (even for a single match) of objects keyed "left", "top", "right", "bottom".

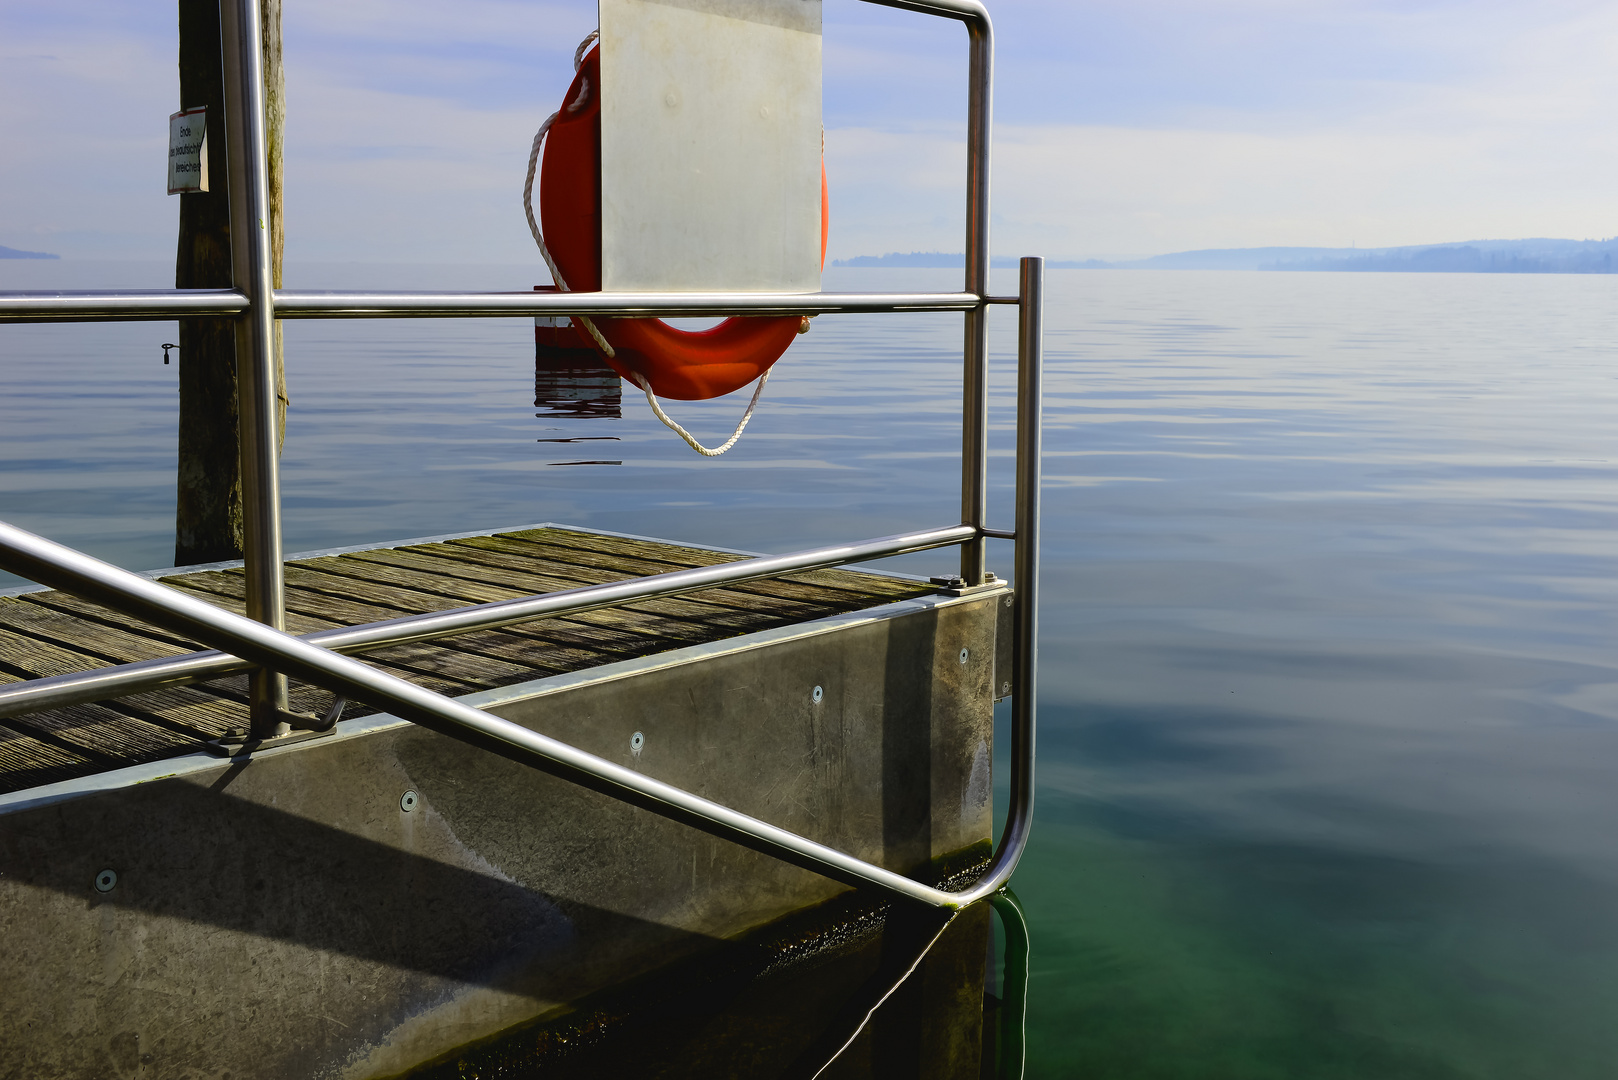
[{"left": 1015, "top": 784, "right": 1618, "bottom": 1078}]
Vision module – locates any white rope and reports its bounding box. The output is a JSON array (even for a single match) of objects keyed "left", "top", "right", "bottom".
[
  {"left": 523, "top": 31, "right": 614, "bottom": 357},
  {"left": 807, "top": 912, "right": 959, "bottom": 1080},
  {"left": 634, "top": 369, "right": 769, "bottom": 457},
  {"left": 573, "top": 28, "right": 599, "bottom": 70}
]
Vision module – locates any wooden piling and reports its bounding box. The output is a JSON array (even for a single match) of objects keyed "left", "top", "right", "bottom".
[{"left": 174, "top": 0, "right": 287, "bottom": 566}]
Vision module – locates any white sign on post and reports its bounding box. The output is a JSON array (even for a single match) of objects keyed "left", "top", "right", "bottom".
[
  {"left": 168, "top": 107, "right": 209, "bottom": 194},
  {"left": 599, "top": 0, "right": 823, "bottom": 293}
]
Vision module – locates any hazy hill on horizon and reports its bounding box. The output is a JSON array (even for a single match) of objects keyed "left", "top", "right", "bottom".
[{"left": 837, "top": 236, "right": 1618, "bottom": 274}]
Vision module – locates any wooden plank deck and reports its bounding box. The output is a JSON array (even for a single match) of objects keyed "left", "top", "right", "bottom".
[{"left": 0, "top": 527, "right": 933, "bottom": 795}]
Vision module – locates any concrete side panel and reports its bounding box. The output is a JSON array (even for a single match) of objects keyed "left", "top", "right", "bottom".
[{"left": 0, "top": 591, "right": 1001, "bottom": 1079}]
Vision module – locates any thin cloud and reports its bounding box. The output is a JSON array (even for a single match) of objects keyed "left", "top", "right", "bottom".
[{"left": 2, "top": 0, "right": 1615, "bottom": 260}]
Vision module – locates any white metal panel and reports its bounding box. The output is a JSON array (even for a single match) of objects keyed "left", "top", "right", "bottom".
[{"left": 599, "top": 0, "right": 822, "bottom": 293}]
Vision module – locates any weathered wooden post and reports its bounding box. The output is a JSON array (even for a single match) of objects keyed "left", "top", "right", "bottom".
[{"left": 174, "top": 0, "right": 286, "bottom": 567}]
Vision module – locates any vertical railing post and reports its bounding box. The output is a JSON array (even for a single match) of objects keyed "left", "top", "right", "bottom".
[
  {"left": 219, "top": 0, "right": 290, "bottom": 737},
  {"left": 960, "top": 13, "right": 993, "bottom": 584},
  {"left": 1004, "top": 255, "right": 1042, "bottom": 872}
]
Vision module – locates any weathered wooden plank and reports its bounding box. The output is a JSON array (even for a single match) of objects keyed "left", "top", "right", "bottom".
[
  {"left": 302, "top": 551, "right": 773, "bottom": 631},
  {"left": 166, "top": 571, "right": 623, "bottom": 670},
  {"left": 0, "top": 626, "right": 117, "bottom": 681},
  {"left": 281, "top": 558, "right": 755, "bottom": 648},
  {"left": 14, "top": 585, "right": 339, "bottom": 724},
  {"left": 0, "top": 596, "right": 198, "bottom": 665},
  {"left": 0, "top": 719, "right": 103, "bottom": 795},
  {"left": 103, "top": 685, "right": 242, "bottom": 738},
  {"left": 350, "top": 545, "right": 843, "bottom": 632},
  {"left": 286, "top": 558, "right": 515, "bottom": 610},
  {"left": 159, "top": 574, "right": 341, "bottom": 635},
  {"left": 14, "top": 590, "right": 207, "bottom": 651},
  {"left": 168, "top": 570, "right": 638, "bottom": 694},
  {"left": 161, "top": 571, "right": 671, "bottom": 711},
  {"left": 0, "top": 664, "right": 202, "bottom": 763},
  {"left": 455, "top": 531, "right": 906, "bottom": 608},
  {"left": 0, "top": 525, "right": 941, "bottom": 795},
  {"left": 0, "top": 627, "right": 240, "bottom": 738},
  {"left": 284, "top": 562, "right": 739, "bottom": 683},
  {"left": 501, "top": 527, "right": 933, "bottom": 600},
  {"left": 249, "top": 572, "right": 599, "bottom": 683},
  {"left": 396, "top": 540, "right": 842, "bottom": 623},
  {"left": 4, "top": 701, "right": 204, "bottom": 765},
  {"left": 162, "top": 575, "right": 490, "bottom": 696},
  {"left": 163, "top": 576, "right": 541, "bottom": 700}
]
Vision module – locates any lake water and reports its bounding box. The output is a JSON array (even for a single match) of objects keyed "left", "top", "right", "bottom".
[{"left": 5, "top": 262, "right": 1618, "bottom": 1077}]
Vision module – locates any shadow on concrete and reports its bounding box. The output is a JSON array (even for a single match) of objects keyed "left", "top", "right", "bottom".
[{"left": 0, "top": 776, "right": 712, "bottom": 995}]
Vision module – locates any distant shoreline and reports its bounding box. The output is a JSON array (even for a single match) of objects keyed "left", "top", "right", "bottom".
[
  {"left": 836, "top": 237, "right": 1618, "bottom": 274},
  {"left": 0, "top": 245, "right": 59, "bottom": 260}
]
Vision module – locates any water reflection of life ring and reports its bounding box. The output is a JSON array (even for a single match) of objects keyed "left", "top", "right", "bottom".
[{"left": 539, "top": 46, "right": 827, "bottom": 401}]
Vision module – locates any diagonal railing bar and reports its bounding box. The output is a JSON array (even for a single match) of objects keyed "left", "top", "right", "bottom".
[
  {"left": 0, "top": 517, "right": 1016, "bottom": 910},
  {"left": 0, "top": 523, "right": 977, "bottom": 720}
]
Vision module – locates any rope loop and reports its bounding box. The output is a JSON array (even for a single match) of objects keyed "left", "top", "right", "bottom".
[{"left": 634, "top": 371, "right": 769, "bottom": 457}]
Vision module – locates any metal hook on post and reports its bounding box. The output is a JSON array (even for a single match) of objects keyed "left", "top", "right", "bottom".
[{"left": 161, "top": 343, "right": 177, "bottom": 365}]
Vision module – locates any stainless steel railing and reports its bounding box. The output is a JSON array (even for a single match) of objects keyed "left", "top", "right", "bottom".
[
  {"left": 0, "top": 0, "right": 1037, "bottom": 908},
  {"left": 217, "top": 0, "right": 289, "bottom": 727},
  {"left": 0, "top": 260, "right": 1041, "bottom": 910}
]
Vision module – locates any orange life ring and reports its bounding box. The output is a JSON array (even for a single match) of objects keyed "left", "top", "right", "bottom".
[{"left": 539, "top": 46, "right": 827, "bottom": 401}]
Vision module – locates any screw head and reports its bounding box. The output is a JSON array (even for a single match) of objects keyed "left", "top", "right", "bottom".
[
  {"left": 960, "top": 648, "right": 970, "bottom": 664},
  {"left": 630, "top": 731, "right": 645, "bottom": 757},
  {"left": 1004, "top": 595, "right": 1014, "bottom": 608},
  {"left": 94, "top": 869, "right": 117, "bottom": 893},
  {"left": 399, "top": 790, "right": 418, "bottom": 813},
  {"left": 812, "top": 685, "right": 823, "bottom": 704},
  {"left": 1001, "top": 681, "right": 1012, "bottom": 695}
]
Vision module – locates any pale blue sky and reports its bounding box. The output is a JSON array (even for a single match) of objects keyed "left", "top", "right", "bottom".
[{"left": 2, "top": 0, "right": 1616, "bottom": 263}]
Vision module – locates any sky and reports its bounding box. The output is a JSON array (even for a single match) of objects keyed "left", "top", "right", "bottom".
[{"left": 2, "top": 0, "right": 1617, "bottom": 264}]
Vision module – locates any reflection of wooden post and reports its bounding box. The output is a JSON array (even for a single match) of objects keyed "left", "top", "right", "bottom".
[{"left": 175, "top": 0, "right": 286, "bottom": 566}]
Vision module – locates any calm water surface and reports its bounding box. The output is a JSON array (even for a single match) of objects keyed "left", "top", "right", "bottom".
[{"left": 4, "top": 263, "right": 1618, "bottom": 1076}]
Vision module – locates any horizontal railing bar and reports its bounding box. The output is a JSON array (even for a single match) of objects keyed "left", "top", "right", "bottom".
[
  {"left": 0, "top": 523, "right": 976, "bottom": 720},
  {"left": 0, "top": 519, "right": 987, "bottom": 908},
  {"left": 983, "top": 295, "right": 1022, "bottom": 305},
  {"left": 0, "top": 289, "right": 982, "bottom": 323},
  {"left": 0, "top": 289, "right": 250, "bottom": 322},
  {"left": 980, "top": 527, "right": 1016, "bottom": 540},
  {"left": 274, "top": 290, "right": 980, "bottom": 318}
]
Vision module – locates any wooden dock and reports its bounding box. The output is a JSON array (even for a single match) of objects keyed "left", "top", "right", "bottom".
[
  {"left": 0, "top": 524, "right": 1008, "bottom": 1076},
  {"left": 0, "top": 526, "right": 932, "bottom": 794}
]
